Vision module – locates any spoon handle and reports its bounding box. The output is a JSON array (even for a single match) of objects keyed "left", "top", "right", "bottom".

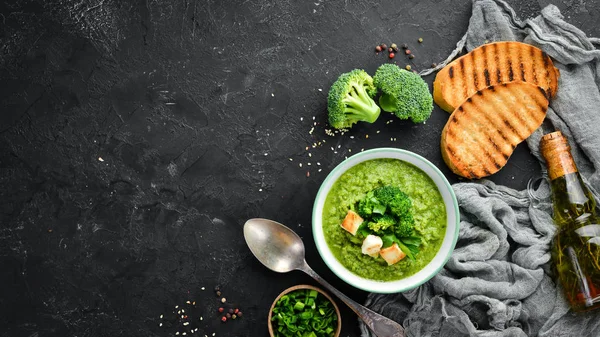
[{"left": 300, "top": 261, "right": 406, "bottom": 337}]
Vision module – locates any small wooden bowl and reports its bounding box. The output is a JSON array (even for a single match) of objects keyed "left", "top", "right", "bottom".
[{"left": 268, "top": 284, "right": 342, "bottom": 337}]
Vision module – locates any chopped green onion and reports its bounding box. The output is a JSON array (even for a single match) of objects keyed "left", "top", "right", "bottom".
[{"left": 271, "top": 289, "right": 338, "bottom": 337}]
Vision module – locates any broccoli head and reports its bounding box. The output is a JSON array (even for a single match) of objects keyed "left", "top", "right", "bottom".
[
  {"left": 357, "top": 190, "right": 386, "bottom": 218},
  {"left": 327, "top": 69, "right": 381, "bottom": 129},
  {"left": 373, "top": 185, "right": 412, "bottom": 219},
  {"left": 367, "top": 214, "right": 396, "bottom": 234},
  {"left": 394, "top": 212, "right": 415, "bottom": 238},
  {"left": 373, "top": 64, "right": 433, "bottom": 123}
]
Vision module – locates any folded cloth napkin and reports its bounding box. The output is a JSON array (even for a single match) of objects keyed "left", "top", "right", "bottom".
[{"left": 360, "top": 1, "right": 600, "bottom": 336}]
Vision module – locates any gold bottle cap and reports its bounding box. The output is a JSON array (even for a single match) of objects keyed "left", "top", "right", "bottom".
[{"left": 540, "top": 131, "right": 577, "bottom": 180}]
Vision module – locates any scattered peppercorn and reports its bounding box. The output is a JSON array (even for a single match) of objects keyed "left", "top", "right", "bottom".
[
  {"left": 216, "top": 291, "right": 221, "bottom": 297},
  {"left": 375, "top": 45, "right": 382, "bottom": 52},
  {"left": 237, "top": 311, "right": 243, "bottom": 317},
  {"left": 234, "top": 308, "right": 239, "bottom": 314},
  {"left": 391, "top": 43, "right": 398, "bottom": 51},
  {"left": 226, "top": 313, "right": 231, "bottom": 319},
  {"left": 381, "top": 43, "right": 387, "bottom": 49},
  {"left": 401, "top": 43, "right": 408, "bottom": 49},
  {"left": 228, "top": 309, "right": 234, "bottom": 314},
  {"left": 221, "top": 316, "right": 227, "bottom": 322},
  {"left": 409, "top": 54, "right": 415, "bottom": 59},
  {"left": 431, "top": 63, "right": 437, "bottom": 68},
  {"left": 388, "top": 47, "right": 393, "bottom": 53},
  {"left": 405, "top": 49, "right": 411, "bottom": 55},
  {"left": 215, "top": 286, "right": 220, "bottom": 291},
  {"left": 405, "top": 65, "right": 412, "bottom": 71},
  {"left": 232, "top": 314, "right": 237, "bottom": 319},
  {"left": 389, "top": 52, "right": 395, "bottom": 59},
  {"left": 418, "top": 37, "right": 423, "bottom": 43},
  {"left": 221, "top": 298, "right": 226, "bottom": 303},
  {"left": 218, "top": 307, "right": 224, "bottom": 313}
]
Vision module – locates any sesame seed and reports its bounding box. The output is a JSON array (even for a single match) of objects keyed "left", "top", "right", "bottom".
[
  {"left": 200, "top": 317, "right": 203, "bottom": 321},
  {"left": 259, "top": 188, "right": 263, "bottom": 192},
  {"left": 318, "top": 169, "right": 322, "bottom": 172},
  {"left": 361, "top": 148, "right": 364, "bottom": 152},
  {"left": 193, "top": 301, "right": 196, "bottom": 305},
  {"left": 317, "top": 162, "right": 321, "bottom": 165},
  {"left": 337, "top": 145, "right": 341, "bottom": 148},
  {"left": 330, "top": 147, "right": 334, "bottom": 151},
  {"left": 183, "top": 333, "right": 187, "bottom": 336},
  {"left": 350, "top": 136, "right": 354, "bottom": 139},
  {"left": 264, "top": 153, "right": 268, "bottom": 156},
  {"left": 334, "top": 151, "right": 338, "bottom": 154},
  {"left": 300, "top": 117, "right": 304, "bottom": 121},
  {"left": 365, "top": 135, "right": 369, "bottom": 139},
  {"left": 159, "top": 323, "right": 163, "bottom": 327},
  {"left": 182, "top": 309, "right": 185, "bottom": 313},
  {"left": 160, "top": 314, "right": 163, "bottom": 319},
  {"left": 308, "top": 153, "right": 312, "bottom": 157},
  {"left": 307, "top": 163, "right": 311, "bottom": 166},
  {"left": 312, "top": 116, "right": 315, "bottom": 120},
  {"left": 305, "top": 146, "right": 309, "bottom": 150},
  {"left": 184, "top": 322, "right": 190, "bottom": 326},
  {"left": 175, "top": 306, "right": 179, "bottom": 309},
  {"left": 271, "top": 93, "right": 274, "bottom": 97},
  {"left": 98, "top": 157, "right": 104, "bottom": 162},
  {"left": 289, "top": 158, "right": 293, "bottom": 161},
  {"left": 176, "top": 333, "right": 180, "bottom": 336},
  {"left": 178, "top": 310, "right": 181, "bottom": 314},
  {"left": 186, "top": 301, "right": 191, "bottom": 304},
  {"left": 348, "top": 149, "right": 352, "bottom": 152},
  {"left": 299, "top": 163, "right": 303, "bottom": 167},
  {"left": 318, "top": 88, "right": 322, "bottom": 91},
  {"left": 376, "top": 130, "right": 380, "bottom": 134}
]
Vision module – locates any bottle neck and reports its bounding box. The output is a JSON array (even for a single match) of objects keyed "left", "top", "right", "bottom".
[{"left": 540, "top": 132, "right": 578, "bottom": 181}]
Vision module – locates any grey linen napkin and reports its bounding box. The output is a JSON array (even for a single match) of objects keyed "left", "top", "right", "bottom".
[{"left": 360, "top": 1, "right": 600, "bottom": 336}]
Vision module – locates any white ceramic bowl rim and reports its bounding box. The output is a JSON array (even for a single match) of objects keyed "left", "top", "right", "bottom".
[{"left": 312, "top": 147, "right": 460, "bottom": 294}]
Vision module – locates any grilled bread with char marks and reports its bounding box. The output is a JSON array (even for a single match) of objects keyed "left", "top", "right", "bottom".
[
  {"left": 441, "top": 82, "right": 549, "bottom": 179},
  {"left": 433, "top": 41, "right": 559, "bottom": 112}
]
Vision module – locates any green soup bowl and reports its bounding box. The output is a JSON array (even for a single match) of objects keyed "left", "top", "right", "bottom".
[{"left": 312, "top": 147, "right": 460, "bottom": 293}]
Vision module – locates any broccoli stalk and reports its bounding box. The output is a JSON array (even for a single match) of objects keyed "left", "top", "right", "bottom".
[
  {"left": 327, "top": 69, "right": 381, "bottom": 129},
  {"left": 373, "top": 64, "right": 433, "bottom": 123}
]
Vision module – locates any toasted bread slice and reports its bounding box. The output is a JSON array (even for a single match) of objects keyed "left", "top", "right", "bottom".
[
  {"left": 433, "top": 41, "right": 559, "bottom": 112},
  {"left": 441, "top": 82, "right": 549, "bottom": 179}
]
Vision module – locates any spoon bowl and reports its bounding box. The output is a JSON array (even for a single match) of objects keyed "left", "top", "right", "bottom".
[{"left": 243, "top": 218, "right": 305, "bottom": 273}]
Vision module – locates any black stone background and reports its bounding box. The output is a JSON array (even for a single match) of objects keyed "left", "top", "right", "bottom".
[{"left": 1, "top": 1, "right": 599, "bottom": 336}]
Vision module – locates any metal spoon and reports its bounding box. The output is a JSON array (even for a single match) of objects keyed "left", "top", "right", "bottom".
[{"left": 243, "top": 218, "right": 406, "bottom": 337}]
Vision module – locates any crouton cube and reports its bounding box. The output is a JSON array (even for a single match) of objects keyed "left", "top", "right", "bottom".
[
  {"left": 379, "top": 243, "right": 406, "bottom": 265},
  {"left": 340, "top": 210, "right": 363, "bottom": 236},
  {"left": 361, "top": 235, "right": 383, "bottom": 256}
]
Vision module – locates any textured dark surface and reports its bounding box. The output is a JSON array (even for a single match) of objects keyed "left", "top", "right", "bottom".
[{"left": 1, "top": 0, "right": 599, "bottom": 336}]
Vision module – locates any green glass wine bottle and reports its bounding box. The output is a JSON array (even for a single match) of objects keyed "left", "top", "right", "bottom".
[{"left": 541, "top": 131, "right": 600, "bottom": 312}]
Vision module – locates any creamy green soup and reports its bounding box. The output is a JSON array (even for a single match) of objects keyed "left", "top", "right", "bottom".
[{"left": 323, "top": 158, "right": 447, "bottom": 281}]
